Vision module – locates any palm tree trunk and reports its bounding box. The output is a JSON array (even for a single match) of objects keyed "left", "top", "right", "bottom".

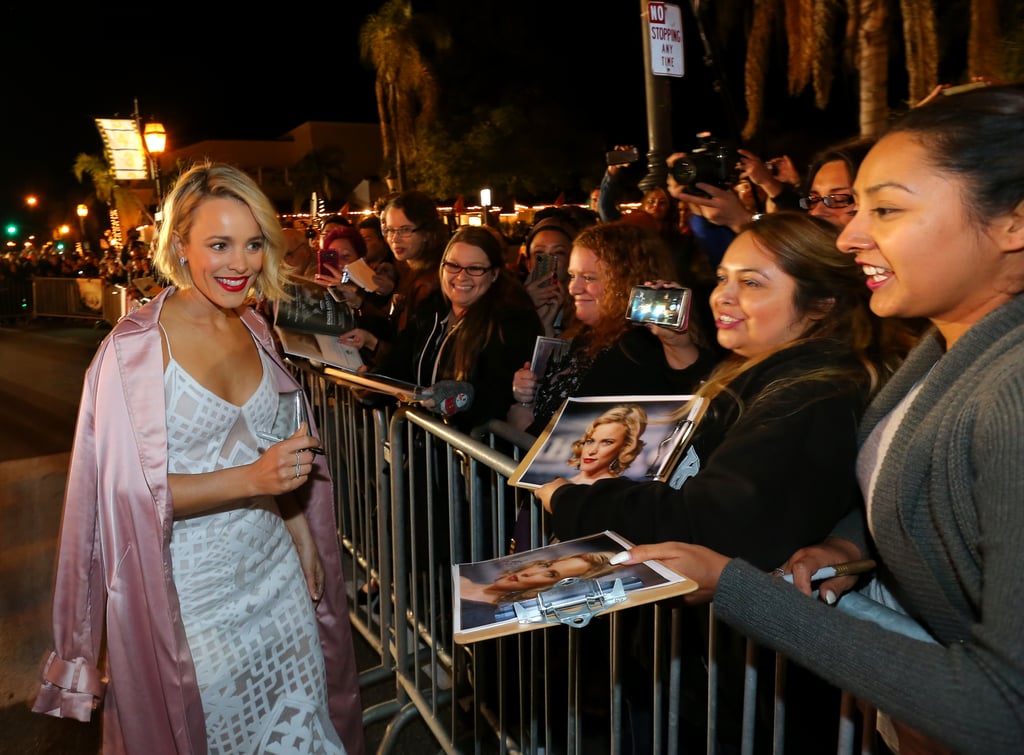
[
  {"left": 900, "top": 0, "right": 939, "bottom": 105},
  {"left": 968, "top": 0, "right": 1001, "bottom": 79},
  {"left": 855, "top": 0, "right": 890, "bottom": 138}
]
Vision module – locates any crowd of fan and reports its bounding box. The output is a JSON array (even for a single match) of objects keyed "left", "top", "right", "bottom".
[{"left": 1, "top": 232, "right": 154, "bottom": 285}]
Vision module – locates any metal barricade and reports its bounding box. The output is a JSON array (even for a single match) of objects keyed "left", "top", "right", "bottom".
[
  {"left": 288, "top": 362, "right": 872, "bottom": 754},
  {"left": 289, "top": 361, "right": 399, "bottom": 706},
  {"left": 30, "top": 276, "right": 130, "bottom": 326}
]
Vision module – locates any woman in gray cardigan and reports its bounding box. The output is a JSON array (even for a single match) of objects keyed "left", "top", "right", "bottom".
[{"left": 612, "top": 83, "right": 1024, "bottom": 754}]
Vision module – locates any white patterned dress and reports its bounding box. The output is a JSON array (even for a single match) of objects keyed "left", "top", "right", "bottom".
[{"left": 164, "top": 332, "right": 345, "bottom": 754}]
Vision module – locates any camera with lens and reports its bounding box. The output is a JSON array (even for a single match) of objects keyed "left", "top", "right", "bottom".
[{"left": 668, "top": 132, "right": 740, "bottom": 197}]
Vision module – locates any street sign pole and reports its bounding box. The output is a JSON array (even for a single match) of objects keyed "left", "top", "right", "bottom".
[{"left": 639, "top": 1, "right": 684, "bottom": 191}]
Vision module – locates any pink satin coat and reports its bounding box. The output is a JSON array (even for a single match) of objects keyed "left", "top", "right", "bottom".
[{"left": 32, "top": 288, "right": 365, "bottom": 755}]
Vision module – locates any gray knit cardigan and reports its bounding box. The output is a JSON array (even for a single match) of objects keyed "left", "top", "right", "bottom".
[{"left": 714, "top": 292, "right": 1024, "bottom": 754}]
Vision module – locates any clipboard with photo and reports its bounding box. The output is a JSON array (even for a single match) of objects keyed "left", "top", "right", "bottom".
[
  {"left": 508, "top": 394, "right": 706, "bottom": 490},
  {"left": 453, "top": 531, "right": 698, "bottom": 643}
]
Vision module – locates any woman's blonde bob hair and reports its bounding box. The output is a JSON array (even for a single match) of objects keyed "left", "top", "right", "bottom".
[{"left": 153, "top": 161, "right": 289, "bottom": 302}]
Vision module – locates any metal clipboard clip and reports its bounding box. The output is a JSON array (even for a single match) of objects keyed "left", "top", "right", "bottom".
[{"left": 511, "top": 576, "right": 635, "bottom": 628}]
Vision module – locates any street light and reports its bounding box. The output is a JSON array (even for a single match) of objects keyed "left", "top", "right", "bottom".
[
  {"left": 480, "top": 187, "right": 492, "bottom": 227},
  {"left": 76, "top": 204, "right": 89, "bottom": 248},
  {"left": 143, "top": 122, "right": 167, "bottom": 207}
]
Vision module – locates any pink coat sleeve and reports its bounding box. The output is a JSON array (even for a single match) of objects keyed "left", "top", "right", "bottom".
[{"left": 34, "top": 291, "right": 210, "bottom": 754}]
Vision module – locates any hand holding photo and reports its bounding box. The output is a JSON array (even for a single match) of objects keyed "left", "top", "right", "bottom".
[
  {"left": 343, "top": 258, "right": 378, "bottom": 291},
  {"left": 509, "top": 395, "right": 705, "bottom": 489},
  {"left": 529, "top": 336, "right": 570, "bottom": 376},
  {"left": 453, "top": 531, "right": 698, "bottom": 642}
]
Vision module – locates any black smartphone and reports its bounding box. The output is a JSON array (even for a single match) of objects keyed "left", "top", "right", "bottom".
[
  {"left": 317, "top": 247, "right": 340, "bottom": 277},
  {"left": 606, "top": 147, "right": 640, "bottom": 166},
  {"left": 626, "top": 285, "right": 691, "bottom": 331}
]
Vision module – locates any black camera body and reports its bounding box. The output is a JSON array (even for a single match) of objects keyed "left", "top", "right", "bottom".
[{"left": 669, "top": 133, "right": 740, "bottom": 196}]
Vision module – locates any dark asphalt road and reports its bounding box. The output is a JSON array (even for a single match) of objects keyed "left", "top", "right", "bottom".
[
  {"left": 0, "top": 319, "right": 107, "bottom": 463},
  {"left": 0, "top": 319, "right": 107, "bottom": 753}
]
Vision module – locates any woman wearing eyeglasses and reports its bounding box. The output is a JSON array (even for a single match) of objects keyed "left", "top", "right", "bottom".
[
  {"left": 336, "top": 191, "right": 449, "bottom": 365},
  {"left": 799, "top": 137, "right": 876, "bottom": 228},
  {"left": 371, "top": 224, "right": 543, "bottom": 432}
]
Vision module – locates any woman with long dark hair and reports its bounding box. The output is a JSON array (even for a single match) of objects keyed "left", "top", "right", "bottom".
[{"left": 373, "top": 224, "right": 543, "bottom": 432}]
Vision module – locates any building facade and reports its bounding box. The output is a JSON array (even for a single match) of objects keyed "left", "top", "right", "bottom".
[{"left": 157, "top": 121, "right": 386, "bottom": 213}]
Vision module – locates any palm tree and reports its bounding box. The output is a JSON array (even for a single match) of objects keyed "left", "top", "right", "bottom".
[
  {"left": 852, "top": 0, "right": 895, "bottom": 138},
  {"left": 73, "top": 154, "right": 151, "bottom": 233},
  {"left": 359, "top": 0, "right": 448, "bottom": 191},
  {"left": 736, "top": 0, "right": 1011, "bottom": 142},
  {"left": 969, "top": 0, "right": 1001, "bottom": 78}
]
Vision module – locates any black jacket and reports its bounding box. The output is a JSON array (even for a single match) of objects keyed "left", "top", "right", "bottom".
[
  {"left": 528, "top": 327, "right": 720, "bottom": 436},
  {"left": 550, "top": 339, "right": 870, "bottom": 570},
  {"left": 375, "top": 290, "right": 543, "bottom": 432}
]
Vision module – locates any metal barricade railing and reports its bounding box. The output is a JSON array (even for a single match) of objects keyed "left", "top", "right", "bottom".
[
  {"left": 30, "top": 276, "right": 130, "bottom": 326},
  {"left": 288, "top": 361, "right": 399, "bottom": 702},
  {"left": 286, "top": 361, "right": 873, "bottom": 754}
]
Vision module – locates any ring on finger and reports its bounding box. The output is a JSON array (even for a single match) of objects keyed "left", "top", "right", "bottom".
[
  {"left": 772, "top": 567, "right": 785, "bottom": 576},
  {"left": 295, "top": 451, "right": 301, "bottom": 479}
]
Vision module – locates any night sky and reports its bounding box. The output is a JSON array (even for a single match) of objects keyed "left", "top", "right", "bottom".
[{"left": 3, "top": 1, "right": 854, "bottom": 237}]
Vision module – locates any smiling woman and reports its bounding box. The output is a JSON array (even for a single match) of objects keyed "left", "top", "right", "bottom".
[
  {"left": 32, "top": 161, "right": 365, "bottom": 755},
  {"left": 534, "top": 211, "right": 893, "bottom": 751},
  {"left": 509, "top": 221, "right": 721, "bottom": 438},
  {"left": 370, "top": 224, "right": 543, "bottom": 431}
]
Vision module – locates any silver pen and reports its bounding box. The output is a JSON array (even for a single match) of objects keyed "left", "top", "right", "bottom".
[{"left": 781, "top": 559, "right": 876, "bottom": 583}]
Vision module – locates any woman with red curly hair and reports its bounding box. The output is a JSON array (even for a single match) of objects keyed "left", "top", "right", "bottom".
[{"left": 508, "top": 221, "right": 720, "bottom": 437}]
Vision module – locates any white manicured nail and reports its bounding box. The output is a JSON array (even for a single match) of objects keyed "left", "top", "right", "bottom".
[
  {"left": 824, "top": 590, "right": 837, "bottom": 606},
  {"left": 610, "top": 550, "right": 630, "bottom": 565}
]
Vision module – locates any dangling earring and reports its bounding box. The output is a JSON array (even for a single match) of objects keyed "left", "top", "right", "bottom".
[
  {"left": 610, "top": 458, "right": 621, "bottom": 473},
  {"left": 179, "top": 255, "right": 187, "bottom": 266}
]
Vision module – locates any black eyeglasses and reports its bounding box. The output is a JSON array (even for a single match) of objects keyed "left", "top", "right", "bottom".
[
  {"left": 382, "top": 225, "right": 421, "bottom": 239},
  {"left": 799, "top": 193, "right": 855, "bottom": 210},
  {"left": 441, "top": 261, "right": 493, "bottom": 277}
]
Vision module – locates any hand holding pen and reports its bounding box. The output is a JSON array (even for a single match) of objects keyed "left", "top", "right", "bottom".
[
  {"left": 257, "top": 424, "right": 325, "bottom": 456},
  {"left": 777, "top": 559, "right": 876, "bottom": 584},
  {"left": 774, "top": 559, "right": 876, "bottom": 605}
]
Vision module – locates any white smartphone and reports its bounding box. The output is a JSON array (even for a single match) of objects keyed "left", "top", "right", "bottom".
[{"left": 626, "top": 286, "right": 691, "bottom": 331}]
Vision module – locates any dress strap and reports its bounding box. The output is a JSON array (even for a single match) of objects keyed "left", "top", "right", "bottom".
[{"left": 158, "top": 321, "right": 174, "bottom": 362}]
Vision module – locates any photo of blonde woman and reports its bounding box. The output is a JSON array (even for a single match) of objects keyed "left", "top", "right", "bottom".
[{"left": 566, "top": 404, "right": 647, "bottom": 484}]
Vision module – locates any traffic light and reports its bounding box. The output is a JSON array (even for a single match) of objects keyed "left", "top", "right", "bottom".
[{"left": 4, "top": 222, "right": 18, "bottom": 237}]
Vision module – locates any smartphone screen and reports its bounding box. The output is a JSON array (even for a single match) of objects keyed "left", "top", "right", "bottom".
[
  {"left": 318, "top": 247, "right": 340, "bottom": 277},
  {"left": 626, "top": 286, "right": 691, "bottom": 330}
]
